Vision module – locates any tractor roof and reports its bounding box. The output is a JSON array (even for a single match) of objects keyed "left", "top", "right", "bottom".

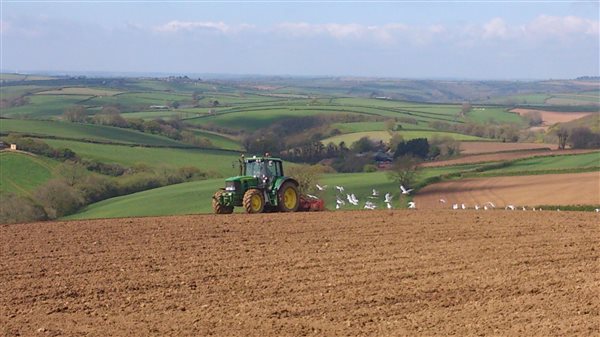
[{"left": 245, "top": 156, "right": 282, "bottom": 162}]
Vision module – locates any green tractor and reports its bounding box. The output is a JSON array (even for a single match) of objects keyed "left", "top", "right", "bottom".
[{"left": 212, "top": 155, "right": 301, "bottom": 214}]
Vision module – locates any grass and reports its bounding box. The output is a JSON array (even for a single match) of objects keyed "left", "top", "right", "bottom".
[
  {"left": 43, "top": 139, "right": 240, "bottom": 174},
  {"left": 36, "top": 87, "right": 124, "bottom": 96},
  {"left": 190, "top": 129, "right": 242, "bottom": 151},
  {"left": 322, "top": 130, "right": 487, "bottom": 145},
  {"left": 0, "top": 119, "right": 188, "bottom": 147},
  {"left": 0, "top": 152, "right": 58, "bottom": 196},
  {"left": 2, "top": 95, "right": 93, "bottom": 118},
  {"left": 477, "top": 151, "right": 600, "bottom": 175},
  {"left": 466, "top": 107, "right": 526, "bottom": 125},
  {"left": 65, "top": 162, "right": 482, "bottom": 219}
]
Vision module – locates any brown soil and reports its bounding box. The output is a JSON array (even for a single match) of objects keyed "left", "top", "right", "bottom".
[
  {"left": 459, "top": 141, "right": 557, "bottom": 155},
  {"left": 2, "top": 211, "right": 599, "bottom": 337},
  {"left": 421, "top": 149, "right": 597, "bottom": 168},
  {"left": 511, "top": 108, "right": 593, "bottom": 126},
  {"left": 414, "top": 171, "right": 600, "bottom": 208}
]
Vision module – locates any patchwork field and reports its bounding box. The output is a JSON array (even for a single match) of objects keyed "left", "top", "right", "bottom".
[
  {"left": 511, "top": 108, "right": 594, "bottom": 126},
  {"left": 459, "top": 141, "right": 556, "bottom": 154},
  {"left": 421, "top": 149, "right": 596, "bottom": 168},
  {"left": 414, "top": 171, "right": 600, "bottom": 209},
  {"left": 1, "top": 211, "right": 598, "bottom": 337}
]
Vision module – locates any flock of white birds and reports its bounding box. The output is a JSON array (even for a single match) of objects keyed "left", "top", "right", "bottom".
[{"left": 314, "top": 184, "right": 600, "bottom": 212}]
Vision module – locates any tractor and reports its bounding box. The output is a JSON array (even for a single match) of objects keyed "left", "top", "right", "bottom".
[{"left": 212, "top": 154, "right": 322, "bottom": 214}]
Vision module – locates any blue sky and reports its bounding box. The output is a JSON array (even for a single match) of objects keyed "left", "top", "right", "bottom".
[{"left": 2, "top": 1, "right": 599, "bottom": 79}]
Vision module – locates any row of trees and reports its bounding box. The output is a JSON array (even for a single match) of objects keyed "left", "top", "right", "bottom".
[
  {"left": 0, "top": 162, "right": 210, "bottom": 224},
  {"left": 63, "top": 106, "right": 214, "bottom": 148}
]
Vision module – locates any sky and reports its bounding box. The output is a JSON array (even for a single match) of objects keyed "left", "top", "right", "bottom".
[{"left": 1, "top": 1, "right": 599, "bottom": 79}]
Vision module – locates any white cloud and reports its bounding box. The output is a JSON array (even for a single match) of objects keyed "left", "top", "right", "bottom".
[
  {"left": 482, "top": 18, "right": 509, "bottom": 39},
  {"left": 525, "top": 15, "right": 599, "bottom": 37},
  {"left": 154, "top": 20, "right": 253, "bottom": 34}
]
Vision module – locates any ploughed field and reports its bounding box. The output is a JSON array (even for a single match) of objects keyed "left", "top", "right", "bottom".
[{"left": 1, "top": 211, "right": 598, "bottom": 337}]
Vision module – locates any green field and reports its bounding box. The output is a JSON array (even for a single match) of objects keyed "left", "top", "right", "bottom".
[
  {"left": 466, "top": 107, "right": 525, "bottom": 125},
  {"left": 0, "top": 152, "right": 58, "bottom": 195},
  {"left": 0, "top": 119, "right": 188, "bottom": 147},
  {"left": 479, "top": 152, "right": 600, "bottom": 175},
  {"left": 190, "top": 129, "right": 242, "bottom": 151},
  {"left": 322, "top": 130, "right": 487, "bottom": 145},
  {"left": 2, "top": 95, "right": 93, "bottom": 118},
  {"left": 43, "top": 139, "right": 240, "bottom": 173},
  {"left": 66, "top": 162, "right": 482, "bottom": 219}
]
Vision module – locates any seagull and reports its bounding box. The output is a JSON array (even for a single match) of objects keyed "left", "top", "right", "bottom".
[
  {"left": 364, "top": 201, "right": 376, "bottom": 210},
  {"left": 439, "top": 198, "right": 447, "bottom": 204},
  {"left": 522, "top": 206, "right": 527, "bottom": 211},
  {"left": 506, "top": 205, "right": 515, "bottom": 210},
  {"left": 452, "top": 204, "right": 459, "bottom": 210},
  {"left": 483, "top": 205, "right": 488, "bottom": 210},
  {"left": 486, "top": 201, "right": 495, "bottom": 208},
  {"left": 461, "top": 203, "right": 466, "bottom": 210},
  {"left": 335, "top": 204, "right": 340, "bottom": 210},
  {"left": 408, "top": 201, "right": 416, "bottom": 209},
  {"left": 595, "top": 208, "right": 599, "bottom": 213},
  {"left": 475, "top": 204, "right": 480, "bottom": 210},
  {"left": 384, "top": 193, "right": 393, "bottom": 203},
  {"left": 335, "top": 185, "right": 345, "bottom": 193},
  {"left": 347, "top": 194, "right": 358, "bottom": 206},
  {"left": 351, "top": 194, "right": 359, "bottom": 204},
  {"left": 336, "top": 198, "right": 345, "bottom": 206},
  {"left": 532, "top": 207, "right": 536, "bottom": 211},
  {"left": 400, "top": 185, "right": 413, "bottom": 195},
  {"left": 386, "top": 202, "right": 392, "bottom": 209},
  {"left": 316, "top": 184, "right": 327, "bottom": 191},
  {"left": 372, "top": 189, "right": 379, "bottom": 197},
  {"left": 306, "top": 194, "right": 319, "bottom": 199}
]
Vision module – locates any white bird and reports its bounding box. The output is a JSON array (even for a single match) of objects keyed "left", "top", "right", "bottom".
[
  {"left": 475, "top": 204, "right": 480, "bottom": 210},
  {"left": 386, "top": 202, "right": 392, "bottom": 209},
  {"left": 532, "top": 207, "right": 536, "bottom": 211},
  {"left": 595, "top": 208, "right": 599, "bottom": 213},
  {"left": 400, "top": 185, "right": 413, "bottom": 195},
  {"left": 364, "top": 201, "right": 377, "bottom": 210},
  {"left": 557, "top": 208, "right": 560, "bottom": 212},
  {"left": 351, "top": 194, "right": 359, "bottom": 204},
  {"left": 461, "top": 203, "right": 466, "bottom": 210},
  {"left": 335, "top": 204, "right": 340, "bottom": 210},
  {"left": 408, "top": 201, "right": 416, "bottom": 209},
  {"left": 452, "top": 204, "right": 459, "bottom": 210},
  {"left": 486, "top": 201, "right": 495, "bottom": 208},
  {"left": 522, "top": 206, "right": 527, "bottom": 211},
  {"left": 346, "top": 194, "right": 358, "bottom": 206},
  {"left": 483, "top": 205, "right": 488, "bottom": 210},
  {"left": 316, "top": 184, "right": 327, "bottom": 191},
  {"left": 306, "top": 194, "right": 319, "bottom": 199},
  {"left": 506, "top": 205, "right": 515, "bottom": 210},
  {"left": 336, "top": 198, "right": 345, "bottom": 206},
  {"left": 439, "top": 198, "right": 446, "bottom": 204},
  {"left": 372, "top": 189, "right": 379, "bottom": 197},
  {"left": 384, "top": 193, "right": 393, "bottom": 203},
  {"left": 335, "top": 185, "right": 345, "bottom": 193}
]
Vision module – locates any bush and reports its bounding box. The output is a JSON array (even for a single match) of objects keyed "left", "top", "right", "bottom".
[
  {"left": 363, "top": 164, "right": 377, "bottom": 172},
  {"left": 0, "top": 193, "right": 46, "bottom": 224},
  {"left": 34, "top": 179, "right": 84, "bottom": 219},
  {"left": 286, "top": 164, "right": 323, "bottom": 194}
]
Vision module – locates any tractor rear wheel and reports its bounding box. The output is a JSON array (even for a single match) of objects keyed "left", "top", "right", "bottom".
[
  {"left": 243, "top": 189, "right": 264, "bottom": 214},
  {"left": 212, "top": 190, "right": 233, "bottom": 214},
  {"left": 278, "top": 182, "right": 299, "bottom": 212}
]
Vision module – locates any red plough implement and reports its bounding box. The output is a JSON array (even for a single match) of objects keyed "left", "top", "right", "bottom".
[{"left": 298, "top": 195, "right": 325, "bottom": 212}]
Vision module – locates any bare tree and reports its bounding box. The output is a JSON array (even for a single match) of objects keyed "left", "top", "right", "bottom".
[
  {"left": 557, "top": 127, "right": 569, "bottom": 150},
  {"left": 387, "top": 155, "right": 421, "bottom": 189},
  {"left": 63, "top": 105, "right": 87, "bottom": 122}
]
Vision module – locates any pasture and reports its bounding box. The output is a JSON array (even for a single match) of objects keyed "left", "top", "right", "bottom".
[{"left": 0, "top": 152, "right": 58, "bottom": 196}]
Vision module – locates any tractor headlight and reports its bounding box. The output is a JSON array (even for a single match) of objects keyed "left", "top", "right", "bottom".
[{"left": 225, "top": 181, "right": 236, "bottom": 191}]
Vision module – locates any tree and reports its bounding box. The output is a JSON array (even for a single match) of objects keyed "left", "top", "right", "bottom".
[
  {"left": 460, "top": 102, "right": 472, "bottom": 116},
  {"left": 556, "top": 127, "right": 569, "bottom": 150},
  {"left": 58, "top": 161, "right": 88, "bottom": 187},
  {"left": 524, "top": 110, "right": 543, "bottom": 127},
  {"left": 351, "top": 136, "right": 375, "bottom": 153},
  {"left": 394, "top": 138, "right": 429, "bottom": 159},
  {"left": 387, "top": 155, "right": 421, "bottom": 189},
  {"left": 63, "top": 105, "right": 87, "bottom": 122},
  {"left": 33, "top": 179, "right": 84, "bottom": 219},
  {"left": 569, "top": 127, "right": 600, "bottom": 149}
]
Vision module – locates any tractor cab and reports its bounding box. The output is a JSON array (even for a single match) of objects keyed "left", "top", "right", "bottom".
[{"left": 242, "top": 156, "right": 283, "bottom": 188}]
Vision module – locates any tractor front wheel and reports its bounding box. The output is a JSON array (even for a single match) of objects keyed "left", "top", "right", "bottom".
[
  {"left": 278, "top": 182, "right": 299, "bottom": 212},
  {"left": 243, "top": 189, "right": 265, "bottom": 214},
  {"left": 212, "top": 190, "right": 233, "bottom": 214}
]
